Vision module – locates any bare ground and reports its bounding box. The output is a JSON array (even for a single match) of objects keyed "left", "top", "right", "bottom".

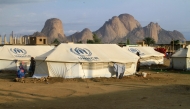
[{"left": 0, "top": 58, "right": 190, "bottom": 109}]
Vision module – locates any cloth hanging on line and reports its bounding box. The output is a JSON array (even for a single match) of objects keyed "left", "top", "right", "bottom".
[{"left": 113, "top": 63, "right": 125, "bottom": 79}]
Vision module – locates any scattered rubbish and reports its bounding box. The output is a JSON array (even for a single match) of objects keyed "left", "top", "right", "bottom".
[{"left": 142, "top": 72, "right": 147, "bottom": 78}]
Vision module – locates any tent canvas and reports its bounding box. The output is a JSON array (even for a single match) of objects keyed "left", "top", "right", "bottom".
[
  {"left": 0, "top": 46, "right": 2, "bottom": 51},
  {"left": 34, "top": 44, "right": 139, "bottom": 78},
  {"left": 171, "top": 46, "right": 190, "bottom": 70},
  {"left": 0, "top": 45, "right": 55, "bottom": 71},
  {"left": 123, "top": 46, "right": 164, "bottom": 66}
]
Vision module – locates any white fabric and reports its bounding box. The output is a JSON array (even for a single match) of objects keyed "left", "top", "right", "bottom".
[
  {"left": 45, "top": 44, "right": 139, "bottom": 63},
  {"left": 0, "top": 60, "right": 17, "bottom": 70},
  {"left": 114, "top": 63, "right": 125, "bottom": 78},
  {"left": 172, "top": 48, "right": 188, "bottom": 57},
  {"left": 124, "top": 46, "right": 164, "bottom": 65},
  {"left": 171, "top": 45, "right": 190, "bottom": 70},
  {"left": 0, "top": 45, "right": 55, "bottom": 60},
  {"left": 0, "top": 45, "right": 55, "bottom": 71},
  {"left": 172, "top": 58, "right": 187, "bottom": 70},
  {"left": 0, "top": 46, "right": 2, "bottom": 51},
  {"left": 34, "top": 44, "right": 139, "bottom": 78},
  {"left": 47, "top": 62, "right": 80, "bottom": 78},
  {"left": 32, "top": 60, "right": 49, "bottom": 78},
  {"left": 125, "top": 46, "right": 164, "bottom": 58}
]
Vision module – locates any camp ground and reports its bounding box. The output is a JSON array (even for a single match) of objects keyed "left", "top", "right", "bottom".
[
  {"left": 0, "top": 45, "right": 55, "bottom": 71},
  {"left": 171, "top": 45, "right": 190, "bottom": 70},
  {"left": 33, "top": 43, "right": 139, "bottom": 78},
  {"left": 123, "top": 46, "right": 164, "bottom": 66}
]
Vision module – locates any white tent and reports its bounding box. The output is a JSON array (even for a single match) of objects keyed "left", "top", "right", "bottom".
[
  {"left": 0, "top": 45, "right": 55, "bottom": 71},
  {"left": 0, "top": 46, "right": 2, "bottom": 51},
  {"left": 33, "top": 44, "right": 139, "bottom": 78},
  {"left": 171, "top": 46, "right": 190, "bottom": 70},
  {"left": 123, "top": 46, "right": 164, "bottom": 66}
]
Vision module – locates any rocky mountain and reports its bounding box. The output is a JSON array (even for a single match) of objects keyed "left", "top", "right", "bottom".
[
  {"left": 94, "top": 14, "right": 141, "bottom": 43},
  {"left": 31, "top": 31, "right": 46, "bottom": 37},
  {"left": 123, "top": 22, "right": 186, "bottom": 44},
  {"left": 41, "top": 18, "right": 66, "bottom": 43},
  {"left": 69, "top": 13, "right": 185, "bottom": 44},
  {"left": 157, "top": 30, "right": 185, "bottom": 44},
  {"left": 40, "top": 13, "right": 186, "bottom": 44},
  {"left": 67, "top": 28, "right": 93, "bottom": 43}
]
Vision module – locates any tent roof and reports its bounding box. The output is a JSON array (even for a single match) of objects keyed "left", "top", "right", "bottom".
[
  {"left": 0, "top": 45, "right": 55, "bottom": 60},
  {"left": 171, "top": 46, "right": 190, "bottom": 57},
  {"left": 37, "top": 43, "right": 139, "bottom": 63},
  {"left": 123, "top": 46, "right": 164, "bottom": 58},
  {"left": 0, "top": 46, "right": 3, "bottom": 51}
]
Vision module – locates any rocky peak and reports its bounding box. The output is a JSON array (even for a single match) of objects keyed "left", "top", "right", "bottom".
[
  {"left": 67, "top": 28, "right": 93, "bottom": 43},
  {"left": 109, "top": 16, "right": 128, "bottom": 37},
  {"left": 41, "top": 18, "right": 65, "bottom": 43},
  {"left": 118, "top": 14, "right": 141, "bottom": 31},
  {"left": 32, "top": 31, "right": 46, "bottom": 37},
  {"left": 66, "top": 13, "right": 185, "bottom": 44},
  {"left": 143, "top": 22, "right": 162, "bottom": 42},
  {"left": 95, "top": 13, "right": 140, "bottom": 43}
]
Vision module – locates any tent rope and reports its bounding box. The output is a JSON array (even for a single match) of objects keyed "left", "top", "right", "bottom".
[
  {"left": 81, "top": 63, "right": 89, "bottom": 88},
  {"left": 1, "top": 60, "right": 17, "bottom": 71}
]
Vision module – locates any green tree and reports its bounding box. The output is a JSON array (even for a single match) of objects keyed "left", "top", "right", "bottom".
[
  {"left": 87, "top": 39, "right": 94, "bottom": 44},
  {"left": 143, "top": 37, "right": 155, "bottom": 46},
  {"left": 93, "top": 33, "right": 101, "bottom": 43},
  {"left": 170, "top": 40, "right": 180, "bottom": 50},
  {"left": 126, "top": 39, "right": 130, "bottom": 45},
  {"left": 170, "top": 40, "right": 179, "bottom": 45},
  {"left": 77, "top": 41, "right": 82, "bottom": 43},
  {"left": 52, "top": 39, "right": 60, "bottom": 45},
  {"left": 86, "top": 33, "right": 101, "bottom": 44}
]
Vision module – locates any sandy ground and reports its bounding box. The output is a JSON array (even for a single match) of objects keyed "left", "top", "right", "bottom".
[{"left": 0, "top": 58, "right": 190, "bottom": 109}]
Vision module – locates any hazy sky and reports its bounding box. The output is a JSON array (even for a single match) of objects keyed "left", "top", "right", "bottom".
[{"left": 0, "top": 0, "right": 190, "bottom": 39}]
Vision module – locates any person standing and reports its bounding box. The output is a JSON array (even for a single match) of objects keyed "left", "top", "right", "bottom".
[
  {"left": 136, "top": 59, "right": 140, "bottom": 72},
  {"left": 136, "top": 52, "right": 140, "bottom": 72},
  {"left": 29, "top": 57, "right": 36, "bottom": 77},
  {"left": 136, "top": 52, "right": 140, "bottom": 56}
]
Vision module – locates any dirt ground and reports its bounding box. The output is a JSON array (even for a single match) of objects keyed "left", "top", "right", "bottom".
[{"left": 0, "top": 58, "right": 190, "bottom": 109}]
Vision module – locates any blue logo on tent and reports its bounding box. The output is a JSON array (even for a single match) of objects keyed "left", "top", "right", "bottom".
[
  {"left": 128, "top": 48, "right": 145, "bottom": 56},
  {"left": 70, "top": 47, "right": 92, "bottom": 56},
  {"left": 128, "top": 48, "right": 140, "bottom": 53},
  {"left": 10, "top": 48, "right": 27, "bottom": 55}
]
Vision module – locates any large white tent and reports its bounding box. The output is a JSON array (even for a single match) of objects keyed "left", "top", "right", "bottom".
[
  {"left": 123, "top": 46, "right": 164, "bottom": 66},
  {"left": 171, "top": 46, "right": 190, "bottom": 70},
  {"left": 0, "top": 45, "right": 55, "bottom": 71},
  {"left": 0, "top": 46, "right": 2, "bottom": 51},
  {"left": 33, "top": 44, "right": 139, "bottom": 78}
]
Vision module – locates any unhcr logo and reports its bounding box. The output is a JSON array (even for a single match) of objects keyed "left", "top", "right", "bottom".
[
  {"left": 70, "top": 47, "right": 92, "bottom": 56},
  {"left": 10, "top": 48, "right": 27, "bottom": 55},
  {"left": 128, "top": 48, "right": 145, "bottom": 56},
  {"left": 128, "top": 48, "right": 140, "bottom": 53}
]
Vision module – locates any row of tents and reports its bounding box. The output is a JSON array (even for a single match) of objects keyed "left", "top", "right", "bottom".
[{"left": 0, "top": 44, "right": 168, "bottom": 78}]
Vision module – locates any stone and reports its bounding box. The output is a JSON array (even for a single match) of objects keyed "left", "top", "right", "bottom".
[
  {"left": 41, "top": 18, "right": 66, "bottom": 43},
  {"left": 67, "top": 28, "right": 93, "bottom": 43}
]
